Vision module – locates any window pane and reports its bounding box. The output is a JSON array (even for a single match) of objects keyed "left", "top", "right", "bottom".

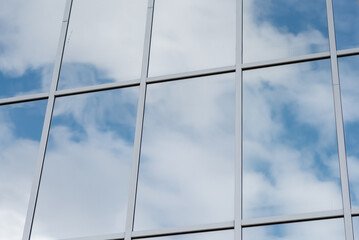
[
  {"left": 0, "top": 100, "right": 47, "bottom": 240},
  {"left": 243, "top": 219, "right": 345, "bottom": 240},
  {"left": 149, "top": 0, "right": 235, "bottom": 77},
  {"left": 31, "top": 88, "right": 139, "bottom": 239},
  {"left": 338, "top": 55, "right": 359, "bottom": 207},
  {"left": 333, "top": 0, "right": 359, "bottom": 50},
  {"left": 353, "top": 217, "right": 359, "bottom": 240},
  {"left": 0, "top": 0, "right": 65, "bottom": 98},
  {"left": 134, "top": 74, "right": 235, "bottom": 230},
  {"left": 243, "top": 60, "right": 342, "bottom": 218},
  {"left": 58, "top": 0, "right": 147, "bottom": 90},
  {"left": 243, "top": 0, "right": 329, "bottom": 63},
  {"left": 140, "top": 230, "right": 233, "bottom": 240}
]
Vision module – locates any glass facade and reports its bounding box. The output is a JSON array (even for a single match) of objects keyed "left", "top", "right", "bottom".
[{"left": 0, "top": 0, "right": 358, "bottom": 240}]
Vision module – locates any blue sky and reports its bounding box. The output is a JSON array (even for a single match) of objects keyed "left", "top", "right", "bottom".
[
  {"left": 0, "top": 69, "right": 44, "bottom": 98},
  {"left": 0, "top": 0, "right": 64, "bottom": 99},
  {"left": 333, "top": 0, "right": 359, "bottom": 49},
  {"left": 243, "top": 0, "right": 330, "bottom": 62},
  {"left": 250, "top": 0, "right": 328, "bottom": 35}
]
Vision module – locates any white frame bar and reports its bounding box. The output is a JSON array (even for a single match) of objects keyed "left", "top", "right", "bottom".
[
  {"left": 326, "top": 0, "right": 354, "bottom": 239},
  {"left": 0, "top": 93, "right": 49, "bottom": 106},
  {"left": 22, "top": 0, "right": 74, "bottom": 239},
  {"left": 234, "top": 0, "right": 243, "bottom": 240},
  {"left": 125, "top": 1, "right": 156, "bottom": 240}
]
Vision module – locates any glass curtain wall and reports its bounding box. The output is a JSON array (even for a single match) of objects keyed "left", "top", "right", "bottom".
[{"left": 0, "top": 0, "right": 358, "bottom": 240}]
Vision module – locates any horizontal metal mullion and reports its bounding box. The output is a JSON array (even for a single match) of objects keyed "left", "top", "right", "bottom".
[
  {"left": 242, "top": 52, "right": 331, "bottom": 70},
  {"left": 352, "top": 207, "right": 359, "bottom": 216},
  {"left": 54, "top": 79, "right": 141, "bottom": 97},
  {"left": 59, "top": 232, "right": 125, "bottom": 240},
  {"left": 337, "top": 48, "right": 359, "bottom": 58},
  {"left": 0, "top": 92, "right": 49, "bottom": 105},
  {"left": 146, "top": 65, "right": 236, "bottom": 84},
  {"left": 242, "top": 209, "right": 344, "bottom": 227},
  {"left": 131, "top": 221, "right": 234, "bottom": 239}
]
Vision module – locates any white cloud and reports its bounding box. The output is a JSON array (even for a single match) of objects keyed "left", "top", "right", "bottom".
[
  {"left": 58, "top": 0, "right": 147, "bottom": 88},
  {"left": 134, "top": 74, "right": 235, "bottom": 230},
  {"left": 242, "top": 61, "right": 342, "bottom": 218},
  {"left": 1, "top": 0, "right": 357, "bottom": 239},
  {"left": 243, "top": 218, "right": 345, "bottom": 240},
  {"left": 0, "top": 108, "right": 43, "bottom": 240},
  {"left": 0, "top": 0, "right": 65, "bottom": 75},
  {"left": 148, "top": 0, "right": 235, "bottom": 76},
  {"left": 243, "top": 0, "right": 328, "bottom": 63},
  {"left": 31, "top": 88, "right": 138, "bottom": 239}
]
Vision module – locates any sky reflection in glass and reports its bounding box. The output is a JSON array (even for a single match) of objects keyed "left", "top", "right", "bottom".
[
  {"left": 0, "top": 100, "right": 47, "bottom": 240},
  {"left": 353, "top": 217, "right": 359, "bottom": 240},
  {"left": 243, "top": 0, "right": 329, "bottom": 63},
  {"left": 141, "top": 230, "right": 233, "bottom": 240},
  {"left": 338, "top": 55, "right": 359, "bottom": 207},
  {"left": 0, "top": 0, "right": 65, "bottom": 98},
  {"left": 134, "top": 74, "right": 235, "bottom": 230},
  {"left": 58, "top": 0, "right": 147, "bottom": 90},
  {"left": 149, "top": 0, "right": 235, "bottom": 77},
  {"left": 243, "top": 218, "right": 345, "bottom": 240},
  {"left": 31, "top": 88, "right": 139, "bottom": 239},
  {"left": 243, "top": 60, "right": 342, "bottom": 218},
  {"left": 333, "top": 0, "right": 359, "bottom": 50}
]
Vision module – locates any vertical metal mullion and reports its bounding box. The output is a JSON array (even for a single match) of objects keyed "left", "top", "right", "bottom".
[
  {"left": 235, "top": 0, "right": 243, "bottom": 239},
  {"left": 21, "top": 0, "right": 73, "bottom": 239},
  {"left": 326, "top": 0, "right": 354, "bottom": 239},
  {"left": 125, "top": 0, "right": 155, "bottom": 239}
]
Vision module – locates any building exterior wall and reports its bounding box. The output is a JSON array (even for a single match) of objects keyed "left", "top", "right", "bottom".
[{"left": 0, "top": 0, "right": 359, "bottom": 239}]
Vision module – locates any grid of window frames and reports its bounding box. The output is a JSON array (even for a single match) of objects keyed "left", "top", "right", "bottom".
[{"left": 0, "top": 0, "right": 359, "bottom": 239}]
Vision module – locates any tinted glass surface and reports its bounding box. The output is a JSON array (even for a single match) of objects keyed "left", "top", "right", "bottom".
[
  {"left": 243, "top": 0, "right": 329, "bottom": 63},
  {"left": 243, "top": 60, "right": 342, "bottom": 218},
  {"left": 0, "top": 100, "right": 47, "bottom": 240},
  {"left": 141, "top": 230, "right": 233, "bottom": 240},
  {"left": 135, "top": 74, "right": 235, "bottom": 230},
  {"left": 243, "top": 218, "right": 345, "bottom": 240},
  {"left": 149, "top": 0, "right": 235, "bottom": 77},
  {"left": 338, "top": 55, "right": 359, "bottom": 206},
  {"left": 333, "top": 0, "right": 359, "bottom": 50},
  {"left": 353, "top": 217, "right": 359, "bottom": 240},
  {"left": 31, "top": 88, "right": 139, "bottom": 239},
  {"left": 0, "top": 0, "right": 65, "bottom": 98},
  {"left": 58, "top": 0, "right": 147, "bottom": 89}
]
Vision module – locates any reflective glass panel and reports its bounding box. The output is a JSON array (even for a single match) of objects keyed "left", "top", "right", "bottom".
[
  {"left": 58, "top": 0, "right": 147, "bottom": 90},
  {"left": 141, "top": 230, "right": 233, "bottom": 240},
  {"left": 0, "top": 100, "right": 47, "bottom": 240},
  {"left": 333, "top": 0, "right": 359, "bottom": 50},
  {"left": 243, "top": 0, "right": 329, "bottom": 63},
  {"left": 338, "top": 55, "right": 359, "bottom": 206},
  {"left": 243, "top": 218, "right": 345, "bottom": 239},
  {"left": 243, "top": 60, "right": 342, "bottom": 218},
  {"left": 31, "top": 87, "right": 139, "bottom": 239},
  {"left": 0, "top": 0, "right": 65, "bottom": 98},
  {"left": 353, "top": 217, "right": 359, "bottom": 239},
  {"left": 149, "top": 0, "right": 235, "bottom": 77},
  {"left": 134, "top": 74, "right": 235, "bottom": 230}
]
